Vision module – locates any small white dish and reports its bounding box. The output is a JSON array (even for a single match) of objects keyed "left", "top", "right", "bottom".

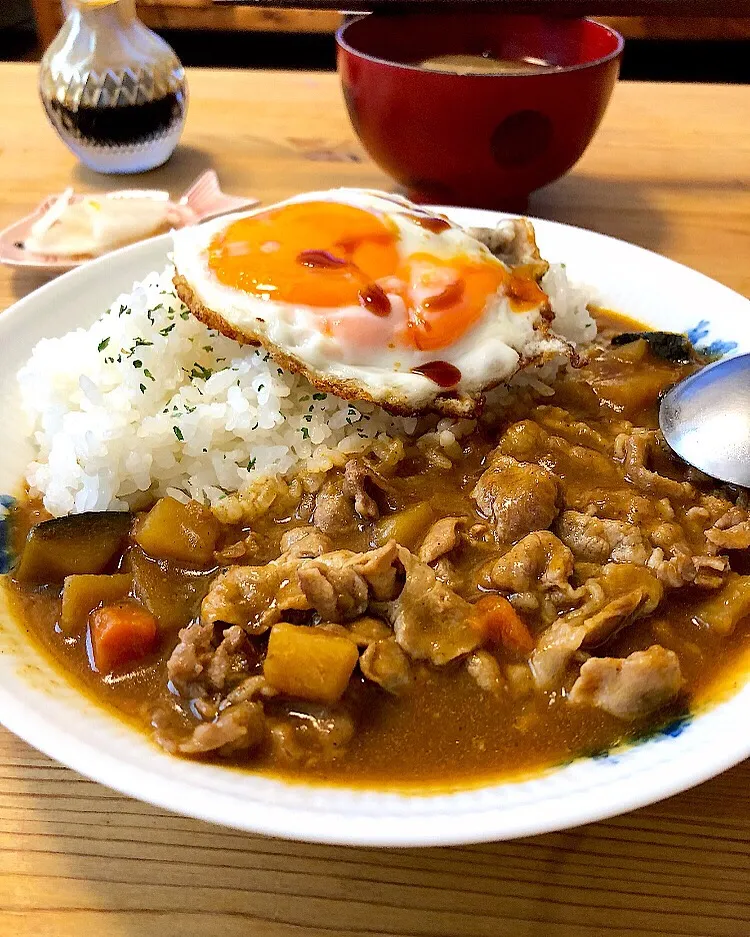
[
  {"left": 0, "top": 207, "right": 748, "bottom": 846},
  {"left": 0, "top": 170, "right": 258, "bottom": 274}
]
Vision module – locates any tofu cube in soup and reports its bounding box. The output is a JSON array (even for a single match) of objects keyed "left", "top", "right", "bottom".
[
  {"left": 135, "top": 497, "right": 220, "bottom": 566},
  {"left": 264, "top": 622, "right": 359, "bottom": 704}
]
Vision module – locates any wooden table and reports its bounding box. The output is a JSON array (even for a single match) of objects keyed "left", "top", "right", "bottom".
[{"left": 1, "top": 63, "right": 750, "bottom": 936}]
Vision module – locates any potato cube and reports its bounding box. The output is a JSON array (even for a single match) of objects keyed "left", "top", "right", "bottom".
[
  {"left": 372, "top": 501, "right": 434, "bottom": 550},
  {"left": 263, "top": 622, "right": 359, "bottom": 704},
  {"left": 693, "top": 574, "right": 750, "bottom": 635},
  {"left": 134, "top": 497, "right": 220, "bottom": 566},
  {"left": 591, "top": 367, "right": 677, "bottom": 416},
  {"left": 61, "top": 573, "right": 132, "bottom": 635}
]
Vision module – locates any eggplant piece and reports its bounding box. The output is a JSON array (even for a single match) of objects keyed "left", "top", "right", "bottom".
[
  {"left": 130, "top": 547, "right": 214, "bottom": 631},
  {"left": 14, "top": 511, "right": 132, "bottom": 584},
  {"left": 611, "top": 331, "right": 694, "bottom": 364}
]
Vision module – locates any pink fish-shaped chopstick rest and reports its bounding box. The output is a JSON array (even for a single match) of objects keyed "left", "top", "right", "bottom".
[{"left": 168, "top": 170, "right": 258, "bottom": 226}]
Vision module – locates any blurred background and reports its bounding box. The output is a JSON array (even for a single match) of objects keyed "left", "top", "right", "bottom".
[{"left": 2, "top": 1, "right": 749, "bottom": 82}]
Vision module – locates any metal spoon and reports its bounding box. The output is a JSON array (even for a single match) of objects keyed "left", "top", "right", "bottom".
[{"left": 659, "top": 353, "right": 750, "bottom": 488}]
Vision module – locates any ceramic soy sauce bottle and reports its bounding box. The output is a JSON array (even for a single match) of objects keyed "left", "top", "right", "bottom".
[{"left": 39, "top": 0, "right": 188, "bottom": 174}]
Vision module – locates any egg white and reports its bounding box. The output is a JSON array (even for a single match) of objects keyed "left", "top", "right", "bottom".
[{"left": 172, "top": 189, "right": 562, "bottom": 413}]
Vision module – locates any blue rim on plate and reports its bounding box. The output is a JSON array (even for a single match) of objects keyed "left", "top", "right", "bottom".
[{"left": 0, "top": 495, "right": 14, "bottom": 575}]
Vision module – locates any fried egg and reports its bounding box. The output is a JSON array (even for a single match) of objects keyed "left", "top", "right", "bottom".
[{"left": 172, "top": 189, "right": 572, "bottom": 416}]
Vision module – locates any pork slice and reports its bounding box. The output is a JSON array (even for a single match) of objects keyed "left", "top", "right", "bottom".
[
  {"left": 222, "top": 674, "right": 277, "bottom": 708},
  {"left": 380, "top": 546, "right": 480, "bottom": 666},
  {"left": 533, "top": 405, "right": 612, "bottom": 452},
  {"left": 569, "top": 487, "right": 656, "bottom": 527},
  {"left": 166, "top": 620, "right": 216, "bottom": 697},
  {"left": 467, "top": 650, "right": 505, "bottom": 695},
  {"left": 498, "top": 419, "right": 624, "bottom": 489},
  {"left": 486, "top": 530, "right": 574, "bottom": 594},
  {"left": 708, "top": 523, "right": 750, "bottom": 549},
  {"left": 360, "top": 638, "right": 412, "bottom": 694},
  {"left": 431, "top": 556, "right": 464, "bottom": 592},
  {"left": 200, "top": 561, "right": 308, "bottom": 632},
  {"left": 178, "top": 700, "right": 266, "bottom": 756},
  {"left": 418, "top": 516, "right": 467, "bottom": 565},
  {"left": 614, "top": 429, "right": 694, "bottom": 502},
  {"left": 312, "top": 475, "right": 357, "bottom": 535},
  {"left": 204, "top": 624, "right": 253, "bottom": 692},
  {"left": 556, "top": 510, "right": 649, "bottom": 565},
  {"left": 646, "top": 548, "right": 697, "bottom": 588},
  {"left": 296, "top": 541, "right": 400, "bottom": 622},
  {"left": 280, "top": 526, "right": 333, "bottom": 558},
  {"left": 569, "top": 645, "right": 684, "bottom": 719},
  {"left": 692, "top": 554, "right": 731, "bottom": 589},
  {"left": 167, "top": 621, "right": 257, "bottom": 698},
  {"left": 530, "top": 564, "right": 664, "bottom": 690},
  {"left": 705, "top": 505, "right": 750, "bottom": 552},
  {"left": 343, "top": 457, "right": 394, "bottom": 520},
  {"left": 267, "top": 702, "right": 355, "bottom": 767},
  {"left": 472, "top": 454, "right": 560, "bottom": 545},
  {"left": 348, "top": 540, "right": 402, "bottom": 600},
  {"left": 296, "top": 551, "right": 369, "bottom": 622}
]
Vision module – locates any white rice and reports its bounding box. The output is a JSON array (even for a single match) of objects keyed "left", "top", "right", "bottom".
[{"left": 18, "top": 263, "right": 595, "bottom": 517}]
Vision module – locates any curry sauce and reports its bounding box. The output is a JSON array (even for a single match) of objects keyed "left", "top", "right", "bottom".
[{"left": 7, "top": 311, "right": 750, "bottom": 788}]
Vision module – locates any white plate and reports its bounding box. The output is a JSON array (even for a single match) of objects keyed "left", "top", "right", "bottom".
[{"left": 0, "top": 208, "right": 749, "bottom": 847}]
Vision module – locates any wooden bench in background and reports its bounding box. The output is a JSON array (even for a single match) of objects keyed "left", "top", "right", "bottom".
[{"left": 28, "top": 0, "right": 750, "bottom": 55}]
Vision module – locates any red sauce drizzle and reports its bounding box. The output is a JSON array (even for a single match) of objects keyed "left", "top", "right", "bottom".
[
  {"left": 412, "top": 360, "right": 462, "bottom": 388},
  {"left": 358, "top": 283, "right": 391, "bottom": 317},
  {"left": 423, "top": 279, "right": 465, "bottom": 310},
  {"left": 336, "top": 232, "right": 395, "bottom": 256},
  {"left": 296, "top": 249, "right": 349, "bottom": 269},
  {"left": 405, "top": 213, "right": 453, "bottom": 234},
  {"left": 295, "top": 247, "right": 392, "bottom": 317}
]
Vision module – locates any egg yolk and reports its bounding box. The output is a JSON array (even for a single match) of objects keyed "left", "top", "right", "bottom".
[
  {"left": 208, "top": 201, "right": 399, "bottom": 309},
  {"left": 208, "top": 201, "right": 544, "bottom": 352},
  {"left": 397, "top": 253, "right": 506, "bottom": 351}
]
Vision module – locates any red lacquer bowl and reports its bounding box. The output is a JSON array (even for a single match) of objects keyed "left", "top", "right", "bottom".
[{"left": 337, "top": 14, "right": 623, "bottom": 209}]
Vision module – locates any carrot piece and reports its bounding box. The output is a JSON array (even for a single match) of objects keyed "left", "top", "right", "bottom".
[
  {"left": 89, "top": 602, "right": 158, "bottom": 673},
  {"left": 471, "top": 595, "right": 534, "bottom": 654}
]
